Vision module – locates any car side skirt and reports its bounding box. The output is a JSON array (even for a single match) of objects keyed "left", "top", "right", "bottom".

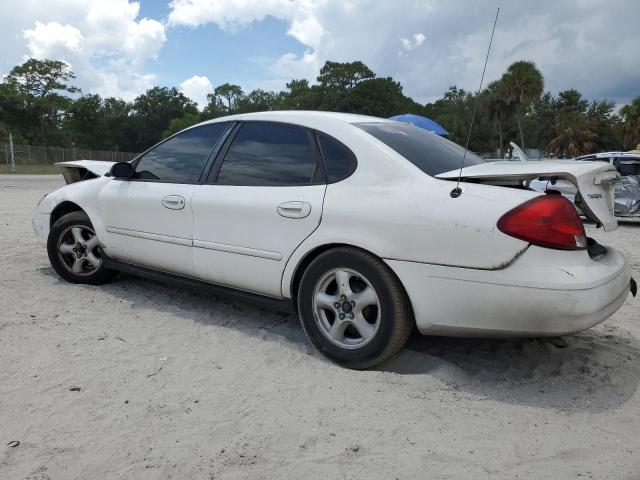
[{"left": 102, "top": 255, "right": 294, "bottom": 314}]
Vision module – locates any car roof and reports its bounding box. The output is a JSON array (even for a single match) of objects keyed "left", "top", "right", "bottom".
[{"left": 196, "top": 110, "right": 392, "bottom": 128}]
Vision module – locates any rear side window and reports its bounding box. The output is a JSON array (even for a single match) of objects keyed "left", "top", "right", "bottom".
[
  {"left": 575, "top": 155, "right": 609, "bottom": 162},
  {"left": 615, "top": 159, "right": 640, "bottom": 176},
  {"left": 316, "top": 132, "right": 357, "bottom": 182},
  {"left": 133, "top": 123, "right": 230, "bottom": 183},
  {"left": 355, "top": 122, "right": 485, "bottom": 176},
  {"left": 216, "top": 122, "right": 318, "bottom": 186}
]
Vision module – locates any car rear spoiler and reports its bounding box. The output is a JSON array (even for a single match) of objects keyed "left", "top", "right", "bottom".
[{"left": 437, "top": 160, "right": 620, "bottom": 231}]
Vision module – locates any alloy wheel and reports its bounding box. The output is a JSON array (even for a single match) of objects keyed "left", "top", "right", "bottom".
[
  {"left": 312, "top": 268, "right": 381, "bottom": 349},
  {"left": 57, "top": 225, "right": 102, "bottom": 276}
]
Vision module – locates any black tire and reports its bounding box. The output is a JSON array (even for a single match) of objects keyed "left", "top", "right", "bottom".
[
  {"left": 297, "top": 247, "right": 413, "bottom": 369},
  {"left": 47, "top": 211, "right": 116, "bottom": 285}
]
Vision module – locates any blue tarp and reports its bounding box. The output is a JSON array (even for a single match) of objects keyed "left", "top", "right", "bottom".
[{"left": 388, "top": 114, "right": 449, "bottom": 136}]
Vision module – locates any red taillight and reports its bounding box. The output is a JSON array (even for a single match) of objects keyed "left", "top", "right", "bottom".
[{"left": 497, "top": 195, "right": 587, "bottom": 250}]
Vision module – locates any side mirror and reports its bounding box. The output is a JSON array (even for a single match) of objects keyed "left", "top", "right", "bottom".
[{"left": 111, "top": 161, "right": 134, "bottom": 179}]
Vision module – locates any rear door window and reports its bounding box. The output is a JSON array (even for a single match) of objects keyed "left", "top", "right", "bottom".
[
  {"left": 215, "top": 122, "right": 318, "bottom": 186},
  {"left": 133, "top": 123, "right": 230, "bottom": 183}
]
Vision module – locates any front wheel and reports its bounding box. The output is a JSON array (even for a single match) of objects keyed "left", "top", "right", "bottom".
[
  {"left": 47, "top": 211, "right": 116, "bottom": 285},
  {"left": 297, "top": 247, "right": 413, "bottom": 369}
]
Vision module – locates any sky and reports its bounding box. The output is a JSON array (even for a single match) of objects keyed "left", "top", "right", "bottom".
[{"left": 1, "top": 0, "right": 639, "bottom": 109}]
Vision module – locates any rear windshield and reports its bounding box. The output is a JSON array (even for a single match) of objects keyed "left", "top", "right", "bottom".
[{"left": 355, "top": 122, "right": 485, "bottom": 176}]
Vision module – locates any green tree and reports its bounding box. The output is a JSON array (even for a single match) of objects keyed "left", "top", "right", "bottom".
[
  {"left": 63, "top": 95, "right": 133, "bottom": 151},
  {"left": 202, "top": 95, "right": 226, "bottom": 119},
  {"left": 162, "top": 111, "right": 201, "bottom": 137},
  {"left": 279, "top": 79, "right": 319, "bottom": 110},
  {"left": 424, "top": 86, "right": 473, "bottom": 146},
  {"left": 586, "top": 99, "right": 619, "bottom": 151},
  {"left": 5, "top": 59, "right": 79, "bottom": 98},
  {"left": 500, "top": 60, "right": 544, "bottom": 150},
  {"left": 0, "top": 59, "right": 80, "bottom": 144},
  {"left": 131, "top": 87, "right": 198, "bottom": 150},
  {"left": 486, "top": 80, "right": 511, "bottom": 157},
  {"left": 547, "top": 127, "right": 598, "bottom": 158},
  {"left": 619, "top": 97, "right": 640, "bottom": 150},
  {"left": 331, "top": 77, "right": 412, "bottom": 117},
  {"left": 212, "top": 83, "right": 245, "bottom": 112},
  {"left": 235, "top": 89, "right": 278, "bottom": 113},
  {"left": 317, "top": 61, "right": 375, "bottom": 91}
]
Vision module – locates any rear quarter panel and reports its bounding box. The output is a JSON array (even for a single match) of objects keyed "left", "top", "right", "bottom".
[{"left": 281, "top": 130, "right": 539, "bottom": 297}]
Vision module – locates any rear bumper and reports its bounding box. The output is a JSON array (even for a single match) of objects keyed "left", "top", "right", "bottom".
[
  {"left": 386, "top": 245, "right": 633, "bottom": 337},
  {"left": 32, "top": 211, "right": 50, "bottom": 247}
]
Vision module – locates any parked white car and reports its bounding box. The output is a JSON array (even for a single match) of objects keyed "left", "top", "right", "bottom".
[
  {"left": 32, "top": 111, "right": 636, "bottom": 368},
  {"left": 529, "top": 151, "right": 640, "bottom": 217}
]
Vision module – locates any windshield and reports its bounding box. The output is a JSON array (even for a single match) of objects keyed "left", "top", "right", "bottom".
[{"left": 355, "top": 122, "right": 485, "bottom": 176}]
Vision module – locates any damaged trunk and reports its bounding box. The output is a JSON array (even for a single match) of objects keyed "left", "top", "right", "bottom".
[{"left": 436, "top": 160, "right": 620, "bottom": 231}]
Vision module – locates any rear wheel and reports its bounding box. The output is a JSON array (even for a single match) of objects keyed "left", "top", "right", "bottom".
[
  {"left": 297, "top": 247, "right": 413, "bottom": 369},
  {"left": 47, "top": 211, "right": 116, "bottom": 285}
]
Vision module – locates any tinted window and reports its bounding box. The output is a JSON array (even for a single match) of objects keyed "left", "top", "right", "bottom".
[
  {"left": 216, "top": 122, "right": 317, "bottom": 186},
  {"left": 317, "top": 132, "right": 357, "bottom": 182},
  {"left": 133, "top": 123, "right": 230, "bottom": 183},
  {"left": 356, "top": 122, "right": 485, "bottom": 176},
  {"left": 616, "top": 159, "right": 640, "bottom": 176},
  {"left": 575, "top": 155, "right": 608, "bottom": 162}
]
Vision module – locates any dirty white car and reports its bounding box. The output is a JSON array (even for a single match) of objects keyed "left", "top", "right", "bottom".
[{"left": 32, "top": 112, "right": 636, "bottom": 368}]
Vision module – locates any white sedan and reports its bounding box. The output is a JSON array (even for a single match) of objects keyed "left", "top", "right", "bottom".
[{"left": 32, "top": 111, "right": 636, "bottom": 368}]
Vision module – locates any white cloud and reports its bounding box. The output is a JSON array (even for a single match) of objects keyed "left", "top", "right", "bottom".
[
  {"left": 168, "top": 0, "right": 640, "bottom": 104},
  {"left": 3, "top": 0, "right": 167, "bottom": 101},
  {"left": 179, "top": 75, "right": 213, "bottom": 109},
  {"left": 3, "top": 0, "right": 640, "bottom": 106},
  {"left": 168, "top": 0, "right": 292, "bottom": 29},
  {"left": 24, "top": 21, "right": 85, "bottom": 58},
  {"left": 270, "top": 51, "right": 318, "bottom": 81},
  {"left": 92, "top": 59, "right": 157, "bottom": 100},
  {"left": 400, "top": 32, "right": 426, "bottom": 52}
]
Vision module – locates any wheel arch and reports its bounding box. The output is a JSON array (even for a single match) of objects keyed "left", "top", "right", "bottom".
[
  {"left": 50, "top": 201, "right": 85, "bottom": 228},
  {"left": 288, "top": 243, "right": 415, "bottom": 322}
]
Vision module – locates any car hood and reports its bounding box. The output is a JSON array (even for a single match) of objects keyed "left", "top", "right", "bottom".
[
  {"left": 56, "top": 160, "right": 114, "bottom": 184},
  {"left": 437, "top": 160, "right": 620, "bottom": 231}
]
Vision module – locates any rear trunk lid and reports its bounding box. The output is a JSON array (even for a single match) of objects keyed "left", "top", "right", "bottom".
[{"left": 437, "top": 160, "right": 620, "bottom": 231}]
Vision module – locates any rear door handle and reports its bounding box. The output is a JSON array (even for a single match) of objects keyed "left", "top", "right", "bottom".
[
  {"left": 161, "top": 195, "right": 186, "bottom": 210},
  {"left": 277, "top": 201, "right": 311, "bottom": 219}
]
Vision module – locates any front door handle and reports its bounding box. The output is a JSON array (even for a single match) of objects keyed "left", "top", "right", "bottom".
[
  {"left": 277, "top": 201, "right": 311, "bottom": 219},
  {"left": 161, "top": 195, "right": 185, "bottom": 210}
]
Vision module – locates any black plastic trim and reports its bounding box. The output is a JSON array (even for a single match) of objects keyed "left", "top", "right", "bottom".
[
  {"left": 102, "top": 255, "right": 294, "bottom": 313},
  {"left": 205, "top": 122, "right": 243, "bottom": 184}
]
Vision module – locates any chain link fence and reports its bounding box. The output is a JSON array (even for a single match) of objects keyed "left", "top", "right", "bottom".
[{"left": 3, "top": 142, "right": 139, "bottom": 169}]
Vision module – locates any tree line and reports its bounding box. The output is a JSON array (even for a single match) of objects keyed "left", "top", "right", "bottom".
[{"left": 1, "top": 58, "right": 638, "bottom": 157}]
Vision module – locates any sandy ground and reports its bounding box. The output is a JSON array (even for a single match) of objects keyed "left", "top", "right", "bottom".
[{"left": 1, "top": 174, "right": 639, "bottom": 480}]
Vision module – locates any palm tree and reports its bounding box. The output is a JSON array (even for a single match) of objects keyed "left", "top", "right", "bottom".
[
  {"left": 486, "top": 80, "right": 510, "bottom": 158},
  {"left": 547, "top": 127, "right": 598, "bottom": 158},
  {"left": 500, "top": 61, "right": 544, "bottom": 151}
]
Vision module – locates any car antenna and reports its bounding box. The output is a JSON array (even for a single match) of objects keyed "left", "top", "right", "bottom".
[{"left": 450, "top": 6, "right": 500, "bottom": 198}]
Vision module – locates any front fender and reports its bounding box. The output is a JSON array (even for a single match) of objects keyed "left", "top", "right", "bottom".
[{"left": 36, "top": 177, "right": 109, "bottom": 239}]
